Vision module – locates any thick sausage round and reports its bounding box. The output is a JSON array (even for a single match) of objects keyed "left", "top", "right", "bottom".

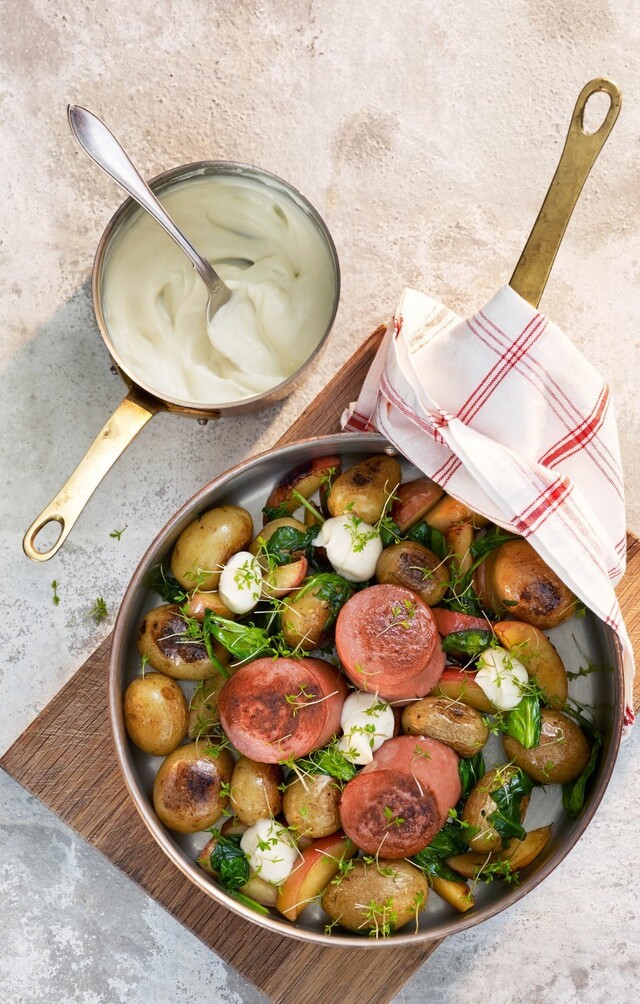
[
  {"left": 335, "top": 585, "right": 444, "bottom": 700},
  {"left": 339, "top": 735, "right": 461, "bottom": 858},
  {"left": 219, "top": 657, "right": 347, "bottom": 763}
]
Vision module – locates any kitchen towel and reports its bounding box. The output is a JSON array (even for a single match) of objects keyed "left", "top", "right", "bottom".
[{"left": 343, "top": 285, "right": 634, "bottom": 728}]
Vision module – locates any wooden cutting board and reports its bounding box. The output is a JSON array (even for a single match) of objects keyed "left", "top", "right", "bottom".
[{"left": 2, "top": 324, "right": 640, "bottom": 1004}]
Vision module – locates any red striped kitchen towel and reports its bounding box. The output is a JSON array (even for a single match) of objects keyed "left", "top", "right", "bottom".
[{"left": 343, "top": 285, "right": 634, "bottom": 729}]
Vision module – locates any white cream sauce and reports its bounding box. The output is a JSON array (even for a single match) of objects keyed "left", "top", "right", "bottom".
[{"left": 101, "top": 174, "right": 335, "bottom": 405}]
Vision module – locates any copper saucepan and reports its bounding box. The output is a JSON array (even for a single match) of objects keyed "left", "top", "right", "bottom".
[{"left": 23, "top": 161, "right": 341, "bottom": 561}]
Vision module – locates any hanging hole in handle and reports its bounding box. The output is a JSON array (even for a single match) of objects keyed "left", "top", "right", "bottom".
[
  {"left": 581, "top": 89, "right": 613, "bottom": 135},
  {"left": 26, "top": 516, "right": 65, "bottom": 559}
]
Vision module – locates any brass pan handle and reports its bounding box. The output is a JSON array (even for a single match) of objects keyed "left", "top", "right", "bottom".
[
  {"left": 510, "top": 77, "right": 621, "bottom": 308},
  {"left": 23, "top": 389, "right": 160, "bottom": 561}
]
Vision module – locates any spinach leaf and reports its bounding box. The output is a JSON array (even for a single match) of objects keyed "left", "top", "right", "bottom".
[
  {"left": 406, "top": 521, "right": 449, "bottom": 560},
  {"left": 487, "top": 768, "right": 535, "bottom": 846},
  {"left": 209, "top": 832, "right": 250, "bottom": 891},
  {"left": 411, "top": 816, "right": 477, "bottom": 881},
  {"left": 263, "top": 524, "right": 320, "bottom": 566},
  {"left": 293, "top": 573, "right": 354, "bottom": 623},
  {"left": 469, "top": 529, "right": 515, "bottom": 560},
  {"left": 441, "top": 629, "right": 493, "bottom": 659},
  {"left": 379, "top": 517, "right": 401, "bottom": 548},
  {"left": 262, "top": 503, "right": 293, "bottom": 521},
  {"left": 458, "top": 751, "right": 486, "bottom": 800},
  {"left": 502, "top": 695, "right": 541, "bottom": 749},
  {"left": 207, "top": 615, "right": 275, "bottom": 662},
  {"left": 288, "top": 738, "right": 357, "bottom": 782},
  {"left": 562, "top": 728, "right": 603, "bottom": 818}
]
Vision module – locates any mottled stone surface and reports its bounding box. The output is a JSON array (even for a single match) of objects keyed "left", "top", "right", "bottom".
[{"left": 1, "top": 1, "right": 640, "bottom": 1001}]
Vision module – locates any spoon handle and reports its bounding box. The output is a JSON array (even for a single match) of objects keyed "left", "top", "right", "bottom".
[
  {"left": 509, "top": 77, "right": 621, "bottom": 308},
  {"left": 68, "top": 105, "right": 226, "bottom": 298}
]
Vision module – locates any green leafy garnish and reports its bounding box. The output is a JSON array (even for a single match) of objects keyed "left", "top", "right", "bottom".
[
  {"left": 51, "top": 580, "right": 60, "bottom": 606},
  {"left": 209, "top": 831, "right": 250, "bottom": 891},
  {"left": 110, "top": 526, "right": 127, "bottom": 540},
  {"left": 562, "top": 727, "right": 603, "bottom": 818},
  {"left": 406, "top": 521, "right": 449, "bottom": 560},
  {"left": 262, "top": 503, "right": 293, "bottom": 521},
  {"left": 458, "top": 751, "right": 486, "bottom": 799},
  {"left": 207, "top": 615, "right": 277, "bottom": 663},
  {"left": 411, "top": 814, "right": 478, "bottom": 881},
  {"left": 89, "top": 597, "right": 108, "bottom": 624},
  {"left": 441, "top": 629, "right": 493, "bottom": 659},
  {"left": 147, "top": 564, "right": 189, "bottom": 604},
  {"left": 290, "top": 573, "right": 354, "bottom": 625},
  {"left": 283, "top": 736, "right": 357, "bottom": 782},
  {"left": 502, "top": 694, "right": 542, "bottom": 749},
  {"left": 487, "top": 768, "right": 535, "bottom": 846},
  {"left": 263, "top": 524, "right": 321, "bottom": 566}
]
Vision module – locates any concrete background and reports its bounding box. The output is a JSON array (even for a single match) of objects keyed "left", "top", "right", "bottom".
[{"left": 2, "top": 1, "right": 639, "bottom": 1001}]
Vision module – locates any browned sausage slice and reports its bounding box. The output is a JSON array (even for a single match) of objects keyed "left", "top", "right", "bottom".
[
  {"left": 335, "top": 585, "right": 443, "bottom": 700},
  {"left": 219, "top": 657, "right": 347, "bottom": 763},
  {"left": 339, "top": 735, "right": 461, "bottom": 857}
]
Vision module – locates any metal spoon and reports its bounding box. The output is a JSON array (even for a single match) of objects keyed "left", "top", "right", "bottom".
[{"left": 68, "top": 104, "right": 233, "bottom": 319}]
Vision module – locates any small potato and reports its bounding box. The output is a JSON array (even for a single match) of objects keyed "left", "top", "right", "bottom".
[
  {"left": 124, "top": 672, "right": 188, "bottom": 755},
  {"left": 502, "top": 710, "right": 590, "bottom": 784},
  {"left": 462, "top": 766, "right": 530, "bottom": 853},
  {"left": 328, "top": 455, "right": 402, "bottom": 524},
  {"left": 425, "top": 495, "right": 488, "bottom": 533},
  {"left": 283, "top": 774, "right": 341, "bottom": 838},
  {"left": 230, "top": 756, "right": 283, "bottom": 826},
  {"left": 137, "top": 604, "right": 230, "bottom": 681},
  {"left": 321, "top": 858, "right": 428, "bottom": 935},
  {"left": 171, "top": 505, "right": 253, "bottom": 591},
  {"left": 375, "top": 541, "right": 449, "bottom": 606},
  {"left": 153, "top": 742, "right": 233, "bottom": 833},
  {"left": 401, "top": 697, "right": 488, "bottom": 757},
  {"left": 188, "top": 674, "right": 227, "bottom": 739},
  {"left": 280, "top": 581, "right": 334, "bottom": 651},
  {"left": 264, "top": 455, "right": 342, "bottom": 520},
  {"left": 484, "top": 539, "right": 577, "bottom": 629}
]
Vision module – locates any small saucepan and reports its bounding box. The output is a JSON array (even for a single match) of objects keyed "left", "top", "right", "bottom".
[{"left": 23, "top": 160, "right": 340, "bottom": 561}]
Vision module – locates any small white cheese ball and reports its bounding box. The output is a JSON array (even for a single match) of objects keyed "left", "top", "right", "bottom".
[
  {"left": 337, "top": 690, "right": 395, "bottom": 765},
  {"left": 313, "top": 515, "right": 382, "bottom": 582},
  {"left": 240, "top": 818, "right": 298, "bottom": 885},
  {"left": 475, "top": 646, "right": 529, "bottom": 711},
  {"left": 218, "top": 550, "right": 262, "bottom": 614}
]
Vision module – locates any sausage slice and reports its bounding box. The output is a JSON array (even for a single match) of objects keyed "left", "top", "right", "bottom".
[
  {"left": 335, "top": 584, "right": 444, "bottom": 700},
  {"left": 339, "top": 735, "right": 461, "bottom": 857},
  {"left": 219, "top": 657, "right": 346, "bottom": 763}
]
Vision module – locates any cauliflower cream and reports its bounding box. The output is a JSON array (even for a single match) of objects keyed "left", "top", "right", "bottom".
[{"left": 101, "top": 172, "right": 336, "bottom": 405}]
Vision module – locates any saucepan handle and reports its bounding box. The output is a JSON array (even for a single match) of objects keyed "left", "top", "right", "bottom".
[
  {"left": 23, "top": 389, "right": 160, "bottom": 561},
  {"left": 510, "top": 77, "right": 622, "bottom": 308}
]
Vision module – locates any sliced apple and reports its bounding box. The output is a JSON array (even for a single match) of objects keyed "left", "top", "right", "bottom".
[
  {"left": 390, "top": 477, "right": 444, "bottom": 532},
  {"left": 446, "top": 825, "right": 552, "bottom": 879},
  {"left": 498, "top": 826, "right": 552, "bottom": 869},
  {"left": 493, "top": 621, "right": 568, "bottom": 707},
  {"left": 264, "top": 456, "right": 342, "bottom": 522},
  {"left": 262, "top": 556, "right": 309, "bottom": 598},
  {"left": 183, "top": 590, "right": 235, "bottom": 621},
  {"left": 429, "top": 875, "right": 475, "bottom": 913},
  {"left": 425, "top": 495, "right": 489, "bottom": 533},
  {"left": 431, "top": 667, "right": 496, "bottom": 714},
  {"left": 240, "top": 873, "right": 279, "bottom": 908},
  {"left": 446, "top": 522, "right": 475, "bottom": 576},
  {"left": 276, "top": 831, "right": 357, "bottom": 922}
]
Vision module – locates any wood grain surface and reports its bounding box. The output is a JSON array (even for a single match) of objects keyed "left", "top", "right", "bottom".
[{"left": 2, "top": 323, "right": 639, "bottom": 1004}]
